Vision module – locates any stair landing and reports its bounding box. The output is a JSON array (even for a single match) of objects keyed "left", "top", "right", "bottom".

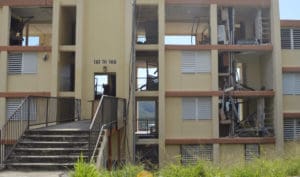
[{"left": 32, "top": 120, "right": 90, "bottom": 131}]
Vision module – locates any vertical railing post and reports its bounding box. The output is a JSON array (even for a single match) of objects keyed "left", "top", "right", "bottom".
[
  {"left": 88, "top": 130, "right": 91, "bottom": 161},
  {"left": 45, "top": 98, "right": 49, "bottom": 127},
  {"left": 27, "top": 98, "right": 30, "bottom": 129}
]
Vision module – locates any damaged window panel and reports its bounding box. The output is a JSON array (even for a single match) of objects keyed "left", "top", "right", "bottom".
[
  {"left": 218, "top": 52, "right": 274, "bottom": 137},
  {"left": 136, "top": 5, "right": 158, "bottom": 45},
  {"left": 217, "top": 7, "right": 270, "bottom": 45},
  {"left": 10, "top": 7, "right": 52, "bottom": 46}
]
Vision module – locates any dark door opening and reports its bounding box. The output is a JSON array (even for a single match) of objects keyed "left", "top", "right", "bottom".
[{"left": 94, "top": 73, "right": 116, "bottom": 99}]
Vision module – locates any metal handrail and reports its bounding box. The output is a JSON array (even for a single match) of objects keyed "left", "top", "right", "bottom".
[
  {"left": 0, "top": 96, "right": 81, "bottom": 165},
  {"left": 0, "top": 96, "right": 30, "bottom": 164},
  {"left": 88, "top": 95, "right": 126, "bottom": 162}
]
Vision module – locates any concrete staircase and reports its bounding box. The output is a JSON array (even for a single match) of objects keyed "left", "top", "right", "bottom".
[{"left": 5, "top": 129, "right": 90, "bottom": 170}]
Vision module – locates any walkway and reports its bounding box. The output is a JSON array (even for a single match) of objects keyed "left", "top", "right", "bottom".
[
  {"left": 32, "top": 120, "right": 90, "bottom": 131},
  {"left": 0, "top": 171, "right": 69, "bottom": 177}
]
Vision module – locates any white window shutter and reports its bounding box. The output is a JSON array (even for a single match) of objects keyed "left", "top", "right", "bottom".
[
  {"left": 181, "top": 51, "right": 211, "bottom": 73},
  {"left": 280, "top": 29, "right": 291, "bottom": 49},
  {"left": 22, "top": 52, "right": 38, "bottom": 74},
  {"left": 283, "top": 73, "right": 295, "bottom": 95},
  {"left": 8, "top": 53, "right": 22, "bottom": 74},
  {"left": 284, "top": 119, "right": 294, "bottom": 140},
  {"left": 293, "top": 29, "right": 300, "bottom": 49},
  {"left": 197, "top": 97, "right": 212, "bottom": 119},
  {"left": 182, "top": 98, "right": 196, "bottom": 120},
  {"left": 296, "top": 119, "right": 300, "bottom": 140},
  {"left": 195, "top": 51, "right": 211, "bottom": 73},
  {"left": 6, "top": 99, "right": 22, "bottom": 119},
  {"left": 181, "top": 51, "right": 196, "bottom": 73}
]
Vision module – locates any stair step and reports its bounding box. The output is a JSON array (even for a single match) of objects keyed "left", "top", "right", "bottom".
[
  {"left": 6, "top": 162, "right": 74, "bottom": 166},
  {"left": 10, "top": 155, "right": 87, "bottom": 159},
  {"left": 14, "top": 147, "right": 88, "bottom": 151},
  {"left": 27, "top": 130, "right": 90, "bottom": 135},
  {"left": 17, "top": 141, "right": 88, "bottom": 148}
]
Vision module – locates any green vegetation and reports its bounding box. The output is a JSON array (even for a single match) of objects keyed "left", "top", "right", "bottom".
[{"left": 71, "top": 156, "right": 300, "bottom": 177}]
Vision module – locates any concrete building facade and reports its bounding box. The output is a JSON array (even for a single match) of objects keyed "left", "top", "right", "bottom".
[{"left": 0, "top": 0, "right": 299, "bottom": 168}]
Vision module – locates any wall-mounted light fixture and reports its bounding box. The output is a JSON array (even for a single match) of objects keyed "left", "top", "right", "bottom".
[
  {"left": 43, "top": 53, "right": 48, "bottom": 61},
  {"left": 103, "top": 66, "right": 108, "bottom": 73}
]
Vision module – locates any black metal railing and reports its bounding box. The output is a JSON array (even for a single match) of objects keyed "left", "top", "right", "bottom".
[
  {"left": 88, "top": 96, "right": 126, "bottom": 162},
  {"left": 136, "top": 119, "right": 158, "bottom": 138},
  {"left": 0, "top": 96, "right": 81, "bottom": 165}
]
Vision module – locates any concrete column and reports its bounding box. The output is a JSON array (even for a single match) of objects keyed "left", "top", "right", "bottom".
[
  {"left": 270, "top": 0, "right": 284, "bottom": 154},
  {"left": 158, "top": 0, "right": 166, "bottom": 167},
  {"left": 210, "top": 4, "right": 218, "bottom": 45},
  {"left": 0, "top": 6, "right": 10, "bottom": 127},
  {"left": 51, "top": 1, "right": 61, "bottom": 97},
  {"left": 75, "top": 0, "right": 84, "bottom": 100}
]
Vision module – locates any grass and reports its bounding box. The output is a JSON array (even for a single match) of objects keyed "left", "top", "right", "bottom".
[{"left": 70, "top": 156, "right": 300, "bottom": 177}]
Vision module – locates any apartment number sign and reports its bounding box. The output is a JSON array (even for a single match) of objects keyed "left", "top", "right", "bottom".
[{"left": 93, "top": 58, "right": 117, "bottom": 65}]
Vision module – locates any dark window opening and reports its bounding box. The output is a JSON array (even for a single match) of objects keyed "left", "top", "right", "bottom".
[{"left": 94, "top": 73, "right": 116, "bottom": 99}]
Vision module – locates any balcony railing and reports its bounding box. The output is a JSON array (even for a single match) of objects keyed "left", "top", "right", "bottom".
[{"left": 136, "top": 119, "right": 158, "bottom": 138}]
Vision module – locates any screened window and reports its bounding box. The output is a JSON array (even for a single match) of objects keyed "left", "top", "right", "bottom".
[
  {"left": 8, "top": 52, "right": 38, "bottom": 74},
  {"left": 281, "top": 28, "right": 300, "bottom": 49},
  {"left": 182, "top": 97, "right": 212, "bottom": 120},
  {"left": 284, "top": 119, "right": 300, "bottom": 141},
  {"left": 283, "top": 73, "right": 300, "bottom": 95},
  {"left": 181, "top": 51, "right": 211, "bottom": 73},
  {"left": 245, "top": 144, "right": 260, "bottom": 161},
  {"left": 181, "top": 144, "right": 213, "bottom": 165}
]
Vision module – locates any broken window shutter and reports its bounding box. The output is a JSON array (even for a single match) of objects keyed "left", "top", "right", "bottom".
[
  {"left": 245, "top": 144, "right": 260, "bottom": 161},
  {"left": 181, "top": 51, "right": 196, "bottom": 73},
  {"left": 8, "top": 53, "right": 22, "bottom": 74},
  {"left": 22, "top": 52, "right": 38, "bottom": 74},
  {"left": 181, "top": 144, "right": 212, "bottom": 165},
  {"left": 182, "top": 98, "right": 197, "bottom": 120},
  {"left": 280, "top": 29, "right": 291, "bottom": 49},
  {"left": 293, "top": 29, "right": 300, "bottom": 49},
  {"left": 197, "top": 97, "right": 212, "bottom": 119}
]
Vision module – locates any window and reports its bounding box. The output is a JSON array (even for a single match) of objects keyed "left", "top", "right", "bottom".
[
  {"left": 22, "top": 36, "right": 40, "bottom": 46},
  {"left": 182, "top": 97, "right": 212, "bottom": 120},
  {"left": 181, "top": 144, "right": 213, "bottom": 165},
  {"left": 283, "top": 73, "right": 300, "bottom": 95},
  {"left": 6, "top": 98, "right": 36, "bottom": 120},
  {"left": 245, "top": 144, "right": 260, "bottom": 161},
  {"left": 181, "top": 51, "right": 211, "bottom": 73},
  {"left": 8, "top": 52, "right": 38, "bottom": 74},
  {"left": 284, "top": 119, "right": 300, "bottom": 141},
  {"left": 165, "top": 35, "right": 196, "bottom": 45},
  {"left": 281, "top": 28, "right": 300, "bottom": 49}
]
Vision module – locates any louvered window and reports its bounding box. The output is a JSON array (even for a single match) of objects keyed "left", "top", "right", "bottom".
[
  {"left": 181, "top": 51, "right": 211, "bottom": 73},
  {"left": 245, "top": 144, "right": 260, "bottom": 161},
  {"left": 6, "top": 98, "right": 37, "bottom": 120},
  {"left": 8, "top": 52, "right": 38, "bottom": 74},
  {"left": 284, "top": 119, "right": 300, "bottom": 141},
  {"left": 281, "top": 28, "right": 300, "bottom": 49},
  {"left": 283, "top": 73, "right": 300, "bottom": 95},
  {"left": 6, "top": 99, "right": 22, "bottom": 119},
  {"left": 181, "top": 144, "right": 213, "bottom": 165},
  {"left": 182, "top": 97, "right": 212, "bottom": 120}
]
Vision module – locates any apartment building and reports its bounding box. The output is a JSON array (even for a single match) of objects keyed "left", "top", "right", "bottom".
[{"left": 0, "top": 0, "right": 298, "bottom": 169}]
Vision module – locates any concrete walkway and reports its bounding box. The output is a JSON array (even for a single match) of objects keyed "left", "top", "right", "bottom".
[{"left": 0, "top": 171, "right": 69, "bottom": 177}]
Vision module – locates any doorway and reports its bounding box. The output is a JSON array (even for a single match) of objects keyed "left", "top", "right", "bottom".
[{"left": 94, "top": 73, "right": 116, "bottom": 99}]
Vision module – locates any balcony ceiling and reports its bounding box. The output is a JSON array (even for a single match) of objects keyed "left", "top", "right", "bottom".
[
  {"left": 166, "top": 5, "right": 209, "bottom": 23},
  {"left": 11, "top": 7, "right": 52, "bottom": 24}
]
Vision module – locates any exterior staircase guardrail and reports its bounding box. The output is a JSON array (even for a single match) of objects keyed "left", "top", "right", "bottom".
[
  {"left": 0, "top": 96, "right": 81, "bottom": 167},
  {"left": 88, "top": 95, "right": 126, "bottom": 163}
]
